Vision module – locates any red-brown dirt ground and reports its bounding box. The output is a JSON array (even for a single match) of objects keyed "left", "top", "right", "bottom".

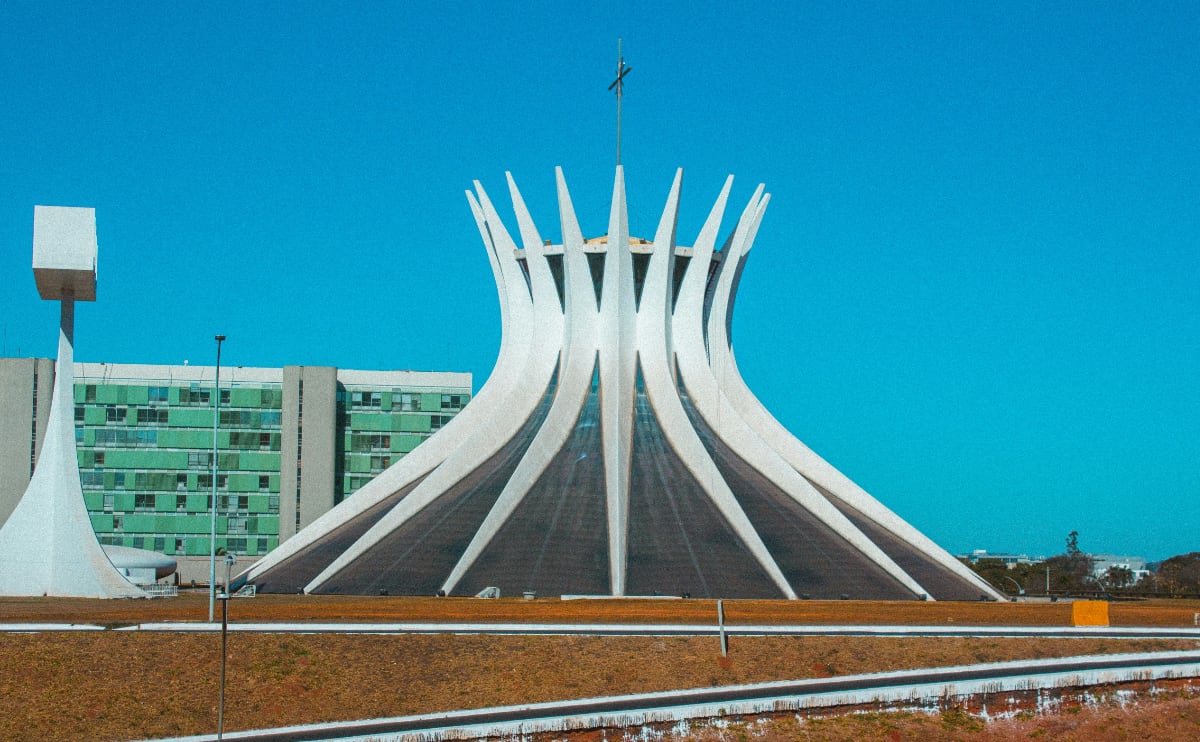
[{"left": 1, "top": 594, "right": 1197, "bottom": 740}]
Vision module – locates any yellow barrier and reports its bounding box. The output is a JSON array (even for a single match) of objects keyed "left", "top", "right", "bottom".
[{"left": 1072, "top": 600, "right": 1110, "bottom": 626}]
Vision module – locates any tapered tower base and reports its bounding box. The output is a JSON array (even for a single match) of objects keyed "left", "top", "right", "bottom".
[{"left": 0, "top": 207, "right": 143, "bottom": 598}]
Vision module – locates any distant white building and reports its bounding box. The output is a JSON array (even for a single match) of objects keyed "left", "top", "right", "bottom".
[
  {"left": 1092, "top": 554, "right": 1150, "bottom": 584},
  {"left": 963, "top": 549, "right": 1040, "bottom": 568}
]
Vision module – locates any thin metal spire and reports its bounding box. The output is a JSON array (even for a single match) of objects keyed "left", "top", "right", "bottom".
[{"left": 607, "top": 38, "right": 631, "bottom": 166}]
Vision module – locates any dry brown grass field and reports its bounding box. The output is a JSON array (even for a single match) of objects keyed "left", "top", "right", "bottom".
[
  {"left": 3, "top": 591, "right": 1200, "bottom": 626},
  {"left": 0, "top": 594, "right": 1197, "bottom": 741}
]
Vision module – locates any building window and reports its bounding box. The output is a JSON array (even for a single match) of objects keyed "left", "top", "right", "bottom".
[
  {"left": 132, "top": 472, "right": 177, "bottom": 491},
  {"left": 103, "top": 494, "right": 114, "bottom": 512},
  {"left": 260, "top": 388, "right": 283, "bottom": 408},
  {"left": 134, "top": 494, "right": 155, "bottom": 510},
  {"left": 349, "top": 390, "right": 382, "bottom": 408},
  {"left": 174, "top": 537, "right": 184, "bottom": 552},
  {"left": 176, "top": 495, "right": 187, "bottom": 511},
  {"left": 397, "top": 393, "right": 421, "bottom": 411},
  {"left": 227, "top": 431, "right": 277, "bottom": 450},
  {"left": 94, "top": 451, "right": 105, "bottom": 466},
  {"left": 349, "top": 390, "right": 381, "bottom": 408},
  {"left": 105, "top": 406, "right": 122, "bottom": 423},
  {"left": 258, "top": 475, "right": 269, "bottom": 491},
  {"left": 74, "top": 406, "right": 85, "bottom": 422},
  {"left": 176, "top": 473, "right": 187, "bottom": 491},
  {"left": 350, "top": 434, "right": 391, "bottom": 452},
  {"left": 220, "top": 410, "right": 251, "bottom": 427},
  {"left": 153, "top": 536, "right": 165, "bottom": 552},
  {"left": 94, "top": 428, "right": 157, "bottom": 447},
  {"left": 181, "top": 386, "right": 210, "bottom": 405},
  {"left": 85, "top": 385, "right": 97, "bottom": 402},
  {"left": 188, "top": 452, "right": 213, "bottom": 468},
  {"left": 137, "top": 408, "right": 169, "bottom": 424},
  {"left": 370, "top": 455, "right": 390, "bottom": 471},
  {"left": 149, "top": 386, "right": 169, "bottom": 404},
  {"left": 441, "top": 394, "right": 466, "bottom": 410}
]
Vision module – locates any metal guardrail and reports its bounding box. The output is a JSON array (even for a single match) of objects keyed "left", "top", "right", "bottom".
[
  {"left": 140, "top": 650, "right": 1200, "bottom": 742},
  {"left": 141, "top": 584, "right": 178, "bottom": 599}
]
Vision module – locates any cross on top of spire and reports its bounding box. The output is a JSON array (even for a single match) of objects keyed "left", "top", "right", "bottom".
[{"left": 608, "top": 39, "right": 632, "bottom": 166}]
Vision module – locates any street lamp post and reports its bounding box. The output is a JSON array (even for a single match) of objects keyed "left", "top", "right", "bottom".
[
  {"left": 1001, "top": 575, "right": 1025, "bottom": 598},
  {"left": 217, "top": 552, "right": 237, "bottom": 740},
  {"left": 208, "top": 334, "right": 226, "bottom": 622}
]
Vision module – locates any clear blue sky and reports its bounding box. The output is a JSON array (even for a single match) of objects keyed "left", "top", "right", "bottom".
[{"left": 2, "top": 3, "right": 1196, "bottom": 561}]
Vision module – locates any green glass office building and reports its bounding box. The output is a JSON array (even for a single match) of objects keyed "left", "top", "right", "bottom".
[{"left": 0, "top": 359, "right": 470, "bottom": 582}]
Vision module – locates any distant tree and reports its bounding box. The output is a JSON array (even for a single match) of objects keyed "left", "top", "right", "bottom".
[
  {"left": 964, "top": 558, "right": 1052, "bottom": 595},
  {"left": 1042, "top": 531, "right": 1093, "bottom": 594},
  {"left": 1007, "top": 561, "right": 1040, "bottom": 594},
  {"left": 968, "top": 558, "right": 1015, "bottom": 593},
  {"left": 1134, "top": 571, "right": 1159, "bottom": 594},
  {"left": 1025, "top": 561, "right": 1051, "bottom": 594},
  {"left": 1156, "top": 552, "right": 1200, "bottom": 596},
  {"left": 1103, "top": 565, "right": 1134, "bottom": 590},
  {"left": 1042, "top": 555, "right": 1086, "bottom": 593}
]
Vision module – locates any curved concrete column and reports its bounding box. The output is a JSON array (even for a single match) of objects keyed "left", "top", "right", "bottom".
[
  {"left": 303, "top": 181, "right": 563, "bottom": 593},
  {"left": 638, "top": 171, "right": 796, "bottom": 598},
  {"left": 597, "top": 167, "right": 637, "bottom": 596},
  {"left": 676, "top": 186, "right": 930, "bottom": 598},
  {"left": 704, "top": 196, "right": 1005, "bottom": 601},
  {"left": 244, "top": 185, "right": 535, "bottom": 582},
  {"left": 439, "top": 175, "right": 589, "bottom": 595}
]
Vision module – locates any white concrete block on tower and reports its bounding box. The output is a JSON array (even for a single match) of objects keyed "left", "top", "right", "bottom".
[{"left": 33, "top": 205, "right": 97, "bottom": 301}]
